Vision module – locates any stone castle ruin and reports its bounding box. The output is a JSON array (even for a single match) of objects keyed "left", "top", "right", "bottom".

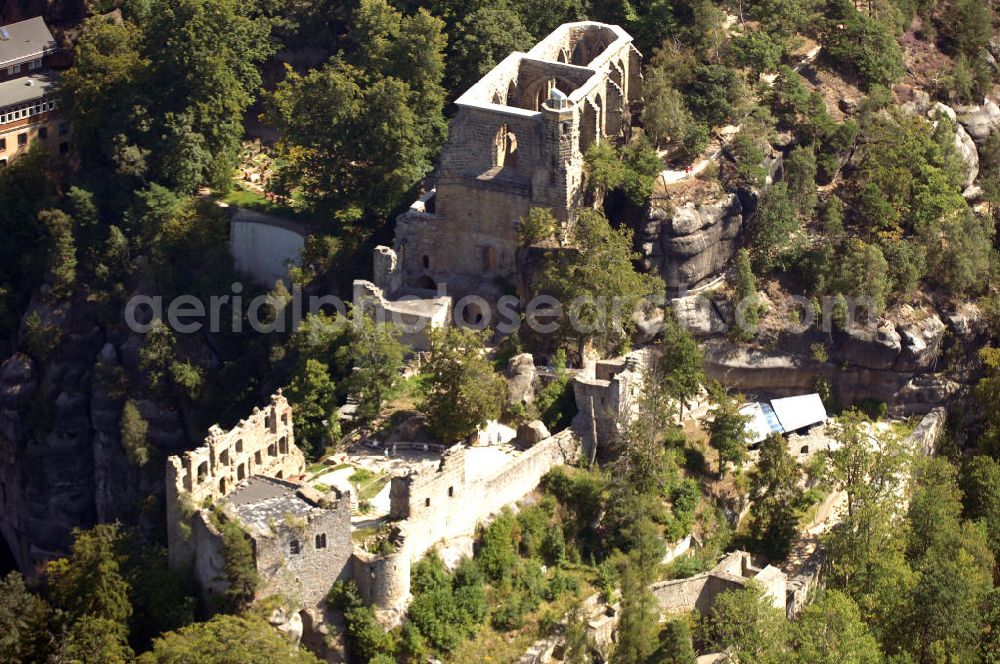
[
  {"left": 165, "top": 387, "right": 583, "bottom": 618},
  {"left": 359, "top": 22, "right": 642, "bottom": 314},
  {"left": 165, "top": 391, "right": 354, "bottom": 610}
]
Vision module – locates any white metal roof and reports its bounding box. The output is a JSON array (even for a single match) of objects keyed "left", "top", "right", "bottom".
[
  {"left": 740, "top": 402, "right": 783, "bottom": 444},
  {"left": 770, "top": 393, "right": 828, "bottom": 433}
]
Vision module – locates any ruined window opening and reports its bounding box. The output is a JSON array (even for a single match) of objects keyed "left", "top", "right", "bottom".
[
  {"left": 279, "top": 436, "right": 288, "bottom": 455},
  {"left": 268, "top": 443, "right": 276, "bottom": 457},
  {"left": 425, "top": 497, "right": 431, "bottom": 507},
  {"left": 276, "top": 471, "right": 283, "bottom": 479},
  {"left": 219, "top": 449, "right": 229, "bottom": 466},
  {"left": 800, "top": 445, "right": 809, "bottom": 454},
  {"left": 290, "top": 540, "right": 301, "bottom": 555},
  {"left": 218, "top": 478, "right": 226, "bottom": 494},
  {"left": 197, "top": 462, "right": 208, "bottom": 483},
  {"left": 235, "top": 439, "right": 243, "bottom": 453},
  {"left": 237, "top": 464, "right": 246, "bottom": 481},
  {"left": 493, "top": 124, "right": 518, "bottom": 169},
  {"left": 579, "top": 98, "right": 599, "bottom": 153},
  {"left": 316, "top": 533, "right": 327, "bottom": 549},
  {"left": 482, "top": 246, "right": 498, "bottom": 273},
  {"left": 506, "top": 81, "right": 517, "bottom": 106},
  {"left": 558, "top": 48, "right": 569, "bottom": 63},
  {"left": 254, "top": 450, "right": 262, "bottom": 465},
  {"left": 448, "top": 486, "right": 454, "bottom": 497},
  {"left": 282, "top": 412, "right": 289, "bottom": 425},
  {"left": 422, "top": 255, "right": 430, "bottom": 269}
]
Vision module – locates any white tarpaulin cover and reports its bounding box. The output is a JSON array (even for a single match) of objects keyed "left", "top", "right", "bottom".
[{"left": 770, "top": 393, "right": 828, "bottom": 433}]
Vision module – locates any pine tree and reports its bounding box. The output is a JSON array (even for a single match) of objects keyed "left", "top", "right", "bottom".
[
  {"left": 38, "top": 209, "right": 77, "bottom": 300},
  {"left": 734, "top": 248, "right": 760, "bottom": 340}
]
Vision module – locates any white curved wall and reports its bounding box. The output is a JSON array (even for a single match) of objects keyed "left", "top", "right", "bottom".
[{"left": 229, "top": 210, "right": 305, "bottom": 287}]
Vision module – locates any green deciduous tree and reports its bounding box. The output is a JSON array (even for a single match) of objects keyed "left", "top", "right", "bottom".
[
  {"left": 267, "top": 0, "right": 446, "bottom": 223},
  {"left": 704, "top": 581, "right": 790, "bottom": 663},
  {"left": 0, "top": 572, "right": 53, "bottom": 664},
  {"left": 748, "top": 433, "right": 808, "bottom": 561},
  {"left": 822, "top": 0, "right": 904, "bottom": 90},
  {"left": 707, "top": 387, "right": 751, "bottom": 477},
  {"left": 423, "top": 327, "right": 506, "bottom": 442},
  {"left": 47, "top": 524, "right": 132, "bottom": 627},
  {"left": 447, "top": 8, "right": 533, "bottom": 96},
  {"left": 750, "top": 182, "right": 799, "bottom": 274},
  {"left": 285, "top": 358, "right": 340, "bottom": 457},
  {"left": 336, "top": 310, "right": 406, "bottom": 425},
  {"left": 642, "top": 66, "right": 708, "bottom": 156},
  {"left": 138, "top": 614, "right": 320, "bottom": 663},
  {"left": 790, "top": 590, "right": 881, "bottom": 664},
  {"left": 535, "top": 208, "right": 662, "bottom": 356}
]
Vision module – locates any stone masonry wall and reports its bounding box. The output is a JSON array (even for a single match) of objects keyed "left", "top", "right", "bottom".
[
  {"left": 388, "top": 429, "right": 581, "bottom": 570},
  {"left": 166, "top": 391, "right": 304, "bottom": 568},
  {"left": 252, "top": 495, "right": 353, "bottom": 610}
]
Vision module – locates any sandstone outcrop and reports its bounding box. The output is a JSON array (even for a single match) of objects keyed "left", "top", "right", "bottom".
[
  {"left": 505, "top": 353, "right": 538, "bottom": 406},
  {"left": 643, "top": 191, "right": 745, "bottom": 290},
  {"left": 957, "top": 100, "right": 1000, "bottom": 144}
]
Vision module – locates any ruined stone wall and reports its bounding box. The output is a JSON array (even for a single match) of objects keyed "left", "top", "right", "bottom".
[
  {"left": 166, "top": 391, "right": 304, "bottom": 568},
  {"left": 351, "top": 543, "right": 412, "bottom": 609},
  {"left": 253, "top": 496, "right": 353, "bottom": 610},
  {"left": 388, "top": 429, "right": 581, "bottom": 567},
  {"left": 392, "top": 22, "right": 641, "bottom": 288},
  {"left": 571, "top": 349, "right": 653, "bottom": 455}
]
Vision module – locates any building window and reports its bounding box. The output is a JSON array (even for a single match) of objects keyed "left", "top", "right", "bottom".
[
  {"left": 290, "top": 540, "right": 301, "bottom": 555},
  {"left": 17, "top": 133, "right": 26, "bottom": 146},
  {"left": 59, "top": 142, "right": 68, "bottom": 155},
  {"left": 37, "top": 127, "right": 46, "bottom": 140},
  {"left": 0, "top": 138, "right": 5, "bottom": 151},
  {"left": 7, "top": 64, "right": 20, "bottom": 75},
  {"left": 58, "top": 122, "right": 68, "bottom": 136},
  {"left": 29, "top": 59, "right": 41, "bottom": 70},
  {"left": 315, "top": 533, "right": 327, "bottom": 549}
]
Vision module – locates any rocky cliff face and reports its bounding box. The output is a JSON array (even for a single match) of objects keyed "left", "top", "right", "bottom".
[
  {"left": 0, "top": 290, "right": 203, "bottom": 575},
  {"left": 698, "top": 305, "right": 966, "bottom": 413},
  {"left": 631, "top": 184, "right": 748, "bottom": 292}
]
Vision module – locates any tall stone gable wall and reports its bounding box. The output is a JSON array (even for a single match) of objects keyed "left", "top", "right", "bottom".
[{"left": 166, "top": 391, "right": 304, "bottom": 568}]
